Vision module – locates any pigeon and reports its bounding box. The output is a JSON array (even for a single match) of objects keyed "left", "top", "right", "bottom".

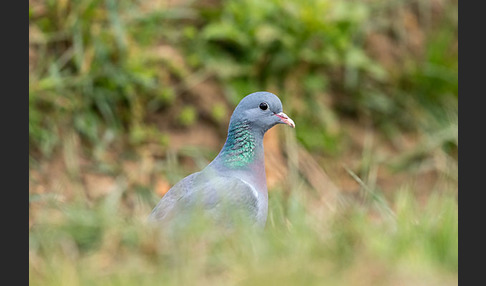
[{"left": 148, "top": 91, "right": 295, "bottom": 229}]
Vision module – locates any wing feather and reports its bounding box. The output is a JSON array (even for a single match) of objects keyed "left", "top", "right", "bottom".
[{"left": 148, "top": 171, "right": 259, "bottom": 226}]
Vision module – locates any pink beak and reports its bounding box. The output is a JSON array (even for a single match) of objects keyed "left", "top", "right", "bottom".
[{"left": 275, "top": 112, "right": 295, "bottom": 128}]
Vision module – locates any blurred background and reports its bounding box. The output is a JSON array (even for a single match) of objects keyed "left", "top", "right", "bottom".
[{"left": 29, "top": 0, "right": 457, "bottom": 285}]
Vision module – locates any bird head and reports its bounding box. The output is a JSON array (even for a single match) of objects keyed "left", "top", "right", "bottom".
[{"left": 230, "top": 92, "right": 295, "bottom": 132}]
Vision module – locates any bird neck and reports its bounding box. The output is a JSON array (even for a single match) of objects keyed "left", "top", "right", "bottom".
[{"left": 218, "top": 120, "right": 264, "bottom": 169}]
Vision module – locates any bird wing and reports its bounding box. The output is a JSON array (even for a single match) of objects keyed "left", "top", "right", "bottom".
[
  {"left": 148, "top": 172, "right": 200, "bottom": 222},
  {"left": 148, "top": 171, "right": 260, "bottom": 226}
]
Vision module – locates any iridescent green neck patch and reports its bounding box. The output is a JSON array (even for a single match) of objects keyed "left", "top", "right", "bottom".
[{"left": 221, "top": 121, "right": 256, "bottom": 168}]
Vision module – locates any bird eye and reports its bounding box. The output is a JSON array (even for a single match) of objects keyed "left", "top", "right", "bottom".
[{"left": 259, "top": 102, "right": 268, "bottom": 110}]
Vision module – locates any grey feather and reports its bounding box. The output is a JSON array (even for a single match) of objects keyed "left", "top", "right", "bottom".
[{"left": 148, "top": 170, "right": 260, "bottom": 227}]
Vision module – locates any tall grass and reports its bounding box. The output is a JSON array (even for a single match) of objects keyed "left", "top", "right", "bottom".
[{"left": 29, "top": 179, "right": 457, "bottom": 285}]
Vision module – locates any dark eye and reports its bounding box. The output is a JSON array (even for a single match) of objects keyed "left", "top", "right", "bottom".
[{"left": 259, "top": 102, "right": 268, "bottom": 110}]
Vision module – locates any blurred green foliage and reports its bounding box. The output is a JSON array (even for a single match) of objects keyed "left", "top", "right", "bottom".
[
  {"left": 191, "top": 0, "right": 383, "bottom": 152},
  {"left": 29, "top": 0, "right": 180, "bottom": 157},
  {"left": 29, "top": 0, "right": 458, "bottom": 158},
  {"left": 188, "top": 0, "right": 457, "bottom": 152},
  {"left": 29, "top": 1, "right": 458, "bottom": 284}
]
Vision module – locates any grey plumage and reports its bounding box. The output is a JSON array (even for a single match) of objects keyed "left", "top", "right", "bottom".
[{"left": 148, "top": 91, "right": 295, "bottom": 229}]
